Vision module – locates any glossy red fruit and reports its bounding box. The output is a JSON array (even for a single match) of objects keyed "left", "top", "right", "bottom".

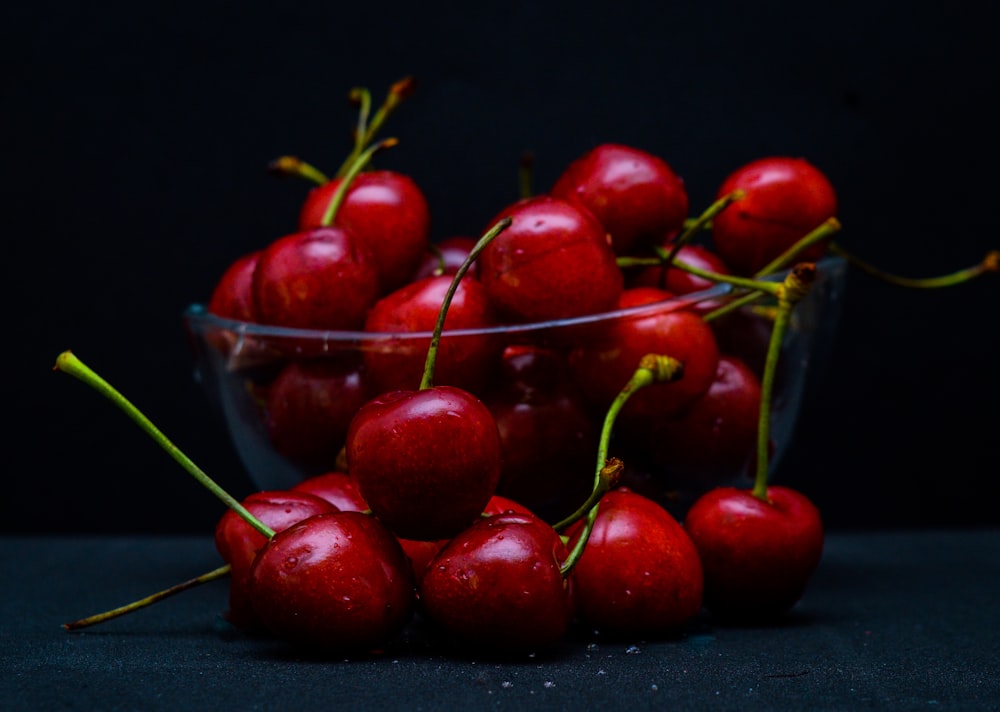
[
  {"left": 569, "top": 287, "right": 720, "bottom": 418},
  {"left": 208, "top": 251, "right": 261, "bottom": 322},
  {"left": 298, "top": 170, "right": 432, "bottom": 293},
  {"left": 551, "top": 143, "right": 689, "bottom": 255},
  {"left": 683, "top": 485, "right": 824, "bottom": 621},
  {"left": 711, "top": 156, "right": 837, "bottom": 276},
  {"left": 214, "top": 490, "right": 338, "bottom": 631},
  {"left": 362, "top": 274, "right": 501, "bottom": 395},
  {"left": 565, "top": 488, "right": 703, "bottom": 637},
  {"left": 484, "top": 346, "right": 598, "bottom": 523},
  {"left": 248, "top": 511, "right": 416, "bottom": 653},
  {"left": 252, "top": 226, "right": 380, "bottom": 330},
  {"left": 263, "top": 357, "right": 370, "bottom": 472},
  {"left": 477, "top": 195, "right": 624, "bottom": 323},
  {"left": 419, "top": 510, "right": 574, "bottom": 653},
  {"left": 626, "top": 355, "right": 761, "bottom": 491},
  {"left": 412, "top": 236, "right": 478, "bottom": 281},
  {"left": 345, "top": 386, "right": 503, "bottom": 541}
]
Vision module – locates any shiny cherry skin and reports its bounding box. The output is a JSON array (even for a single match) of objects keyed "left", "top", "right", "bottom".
[
  {"left": 565, "top": 488, "right": 703, "bottom": 638},
  {"left": 477, "top": 195, "right": 624, "bottom": 323},
  {"left": 411, "top": 236, "right": 478, "bottom": 281},
  {"left": 214, "top": 490, "right": 338, "bottom": 631},
  {"left": 683, "top": 485, "right": 824, "bottom": 621},
  {"left": 298, "top": 170, "right": 431, "bottom": 294},
  {"left": 569, "top": 286, "right": 720, "bottom": 418},
  {"left": 248, "top": 511, "right": 415, "bottom": 653},
  {"left": 711, "top": 156, "right": 837, "bottom": 276},
  {"left": 345, "top": 385, "right": 502, "bottom": 541},
  {"left": 626, "top": 355, "right": 761, "bottom": 491},
  {"left": 263, "top": 356, "right": 371, "bottom": 473},
  {"left": 419, "top": 510, "right": 573, "bottom": 654},
  {"left": 208, "top": 250, "right": 260, "bottom": 322},
  {"left": 484, "top": 346, "right": 598, "bottom": 523},
  {"left": 252, "top": 226, "right": 380, "bottom": 330},
  {"left": 362, "top": 274, "right": 501, "bottom": 395},
  {"left": 550, "top": 143, "right": 689, "bottom": 255}
]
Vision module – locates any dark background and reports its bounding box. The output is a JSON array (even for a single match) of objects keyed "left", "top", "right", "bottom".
[{"left": 5, "top": 1, "right": 997, "bottom": 534}]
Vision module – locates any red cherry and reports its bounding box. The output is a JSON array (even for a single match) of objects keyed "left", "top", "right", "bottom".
[
  {"left": 626, "top": 355, "right": 761, "bottom": 491},
  {"left": 683, "top": 485, "right": 824, "bottom": 621},
  {"left": 569, "top": 286, "right": 720, "bottom": 418},
  {"left": 299, "top": 170, "right": 431, "bottom": 293},
  {"left": 252, "top": 226, "right": 380, "bottom": 330},
  {"left": 419, "top": 510, "right": 573, "bottom": 653},
  {"left": 214, "top": 490, "right": 338, "bottom": 631},
  {"left": 207, "top": 250, "right": 260, "bottom": 322},
  {"left": 551, "top": 143, "right": 689, "bottom": 255},
  {"left": 412, "top": 236, "right": 478, "bottom": 281},
  {"left": 477, "top": 195, "right": 623, "bottom": 323},
  {"left": 483, "top": 345, "right": 598, "bottom": 522},
  {"left": 565, "top": 488, "right": 703, "bottom": 637},
  {"left": 248, "top": 511, "right": 415, "bottom": 652},
  {"left": 483, "top": 493, "right": 536, "bottom": 517},
  {"left": 711, "top": 156, "right": 837, "bottom": 276},
  {"left": 362, "top": 274, "right": 501, "bottom": 395},
  {"left": 263, "top": 357, "right": 371, "bottom": 472},
  {"left": 345, "top": 385, "right": 502, "bottom": 541}
]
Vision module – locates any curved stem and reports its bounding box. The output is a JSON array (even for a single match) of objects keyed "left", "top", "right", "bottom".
[
  {"left": 335, "top": 77, "right": 416, "bottom": 179},
  {"left": 558, "top": 354, "right": 684, "bottom": 577},
  {"left": 660, "top": 189, "right": 745, "bottom": 264},
  {"left": 63, "top": 564, "right": 232, "bottom": 631},
  {"left": 266, "top": 156, "right": 329, "bottom": 185},
  {"left": 53, "top": 352, "right": 274, "bottom": 539},
  {"left": 751, "top": 264, "right": 817, "bottom": 500},
  {"left": 829, "top": 244, "right": 999, "bottom": 288},
  {"left": 321, "top": 137, "right": 398, "bottom": 227},
  {"left": 754, "top": 217, "right": 842, "bottom": 278},
  {"left": 418, "top": 216, "right": 513, "bottom": 390}
]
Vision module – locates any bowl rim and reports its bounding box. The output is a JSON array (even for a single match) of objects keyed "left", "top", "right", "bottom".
[{"left": 183, "top": 255, "right": 846, "bottom": 342}]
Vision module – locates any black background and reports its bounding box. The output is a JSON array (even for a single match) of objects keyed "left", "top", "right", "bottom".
[{"left": 5, "top": 1, "right": 997, "bottom": 534}]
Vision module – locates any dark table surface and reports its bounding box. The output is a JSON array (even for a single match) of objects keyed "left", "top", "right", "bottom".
[{"left": 2, "top": 529, "right": 997, "bottom": 711}]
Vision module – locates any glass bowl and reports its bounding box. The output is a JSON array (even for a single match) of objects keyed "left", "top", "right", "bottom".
[{"left": 183, "top": 255, "right": 847, "bottom": 522}]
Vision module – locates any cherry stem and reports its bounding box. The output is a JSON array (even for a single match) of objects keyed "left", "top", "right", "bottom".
[
  {"left": 659, "top": 189, "right": 745, "bottom": 264},
  {"left": 754, "top": 217, "right": 842, "bottom": 277},
  {"left": 558, "top": 354, "right": 685, "bottom": 577},
  {"left": 52, "top": 351, "right": 275, "bottom": 539},
  {"left": 335, "top": 77, "right": 415, "bottom": 179},
  {"left": 518, "top": 151, "right": 534, "bottom": 199},
  {"left": 829, "top": 244, "right": 999, "bottom": 288},
  {"left": 321, "top": 137, "right": 399, "bottom": 227},
  {"left": 63, "top": 563, "right": 232, "bottom": 631},
  {"left": 751, "top": 263, "right": 817, "bottom": 500},
  {"left": 419, "top": 216, "right": 513, "bottom": 390},
  {"left": 266, "top": 156, "right": 329, "bottom": 185}
]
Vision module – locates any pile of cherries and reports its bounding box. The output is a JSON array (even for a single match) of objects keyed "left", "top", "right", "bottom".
[{"left": 58, "top": 77, "right": 997, "bottom": 657}]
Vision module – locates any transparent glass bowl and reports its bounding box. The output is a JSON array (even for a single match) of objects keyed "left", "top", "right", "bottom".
[{"left": 183, "top": 256, "right": 846, "bottom": 521}]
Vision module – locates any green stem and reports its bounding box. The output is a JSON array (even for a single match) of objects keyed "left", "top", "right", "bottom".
[
  {"left": 829, "top": 244, "right": 999, "bottom": 288},
  {"left": 518, "top": 151, "right": 534, "bottom": 199},
  {"left": 558, "top": 354, "right": 684, "bottom": 577},
  {"left": 266, "top": 156, "right": 329, "bottom": 185},
  {"left": 321, "top": 137, "right": 398, "bottom": 227},
  {"left": 63, "top": 564, "right": 232, "bottom": 631},
  {"left": 53, "top": 351, "right": 274, "bottom": 539},
  {"left": 659, "top": 189, "right": 745, "bottom": 265},
  {"left": 335, "top": 77, "right": 416, "bottom": 179},
  {"left": 418, "top": 216, "right": 513, "bottom": 390},
  {"left": 751, "top": 264, "right": 817, "bottom": 500},
  {"left": 754, "top": 217, "right": 842, "bottom": 278}
]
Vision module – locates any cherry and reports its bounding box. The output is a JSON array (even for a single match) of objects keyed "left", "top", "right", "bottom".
[
  {"left": 214, "top": 490, "right": 338, "bottom": 631},
  {"left": 346, "top": 219, "right": 511, "bottom": 541},
  {"left": 627, "top": 243, "right": 733, "bottom": 316},
  {"left": 248, "top": 511, "right": 416, "bottom": 653},
  {"left": 262, "top": 356, "right": 371, "bottom": 472},
  {"left": 298, "top": 170, "right": 432, "bottom": 294},
  {"left": 710, "top": 156, "right": 838, "bottom": 276},
  {"left": 624, "top": 354, "right": 762, "bottom": 492},
  {"left": 418, "top": 510, "right": 574, "bottom": 654},
  {"left": 483, "top": 345, "right": 598, "bottom": 523},
  {"left": 252, "top": 140, "right": 391, "bottom": 330},
  {"left": 568, "top": 286, "right": 720, "bottom": 419},
  {"left": 550, "top": 142, "right": 689, "bottom": 255},
  {"left": 411, "top": 236, "right": 478, "bottom": 281},
  {"left": 362, "top": 273, "right": 501, "bottom": 395},
  {"left": 477, "top": 195, "right": 624, "bottom": 323},
  {"left": 207, "top": 250, "right": 260, "bottom": 322},
  {"left": 564, "top": 488, "right": 703, "bottom": 638}
]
